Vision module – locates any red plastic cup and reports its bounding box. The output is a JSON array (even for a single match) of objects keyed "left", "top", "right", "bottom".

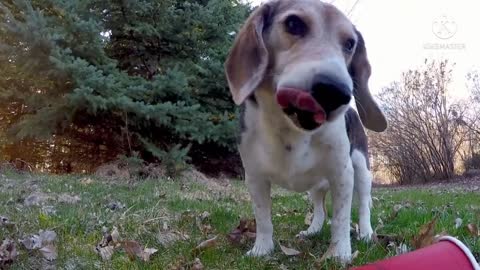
[{"left": 351, "top": 236, "right": 480, "bottom": 270}]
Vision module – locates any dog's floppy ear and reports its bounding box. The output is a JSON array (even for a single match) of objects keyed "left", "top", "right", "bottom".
[
  {"left": 350, "top": 29, "right": 388, "bottom": 132},
  {"left": 224, "top": 3, "right": 275, "bottom": 105}
]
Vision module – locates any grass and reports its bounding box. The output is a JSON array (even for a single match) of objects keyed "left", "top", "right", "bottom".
[{"left": 0, "top": 170, "right": 479, "bottom": 269}]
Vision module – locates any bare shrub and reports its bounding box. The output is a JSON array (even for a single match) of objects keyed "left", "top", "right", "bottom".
[{"left": 370, "top": 60, "right": 472, "bottom": 184}]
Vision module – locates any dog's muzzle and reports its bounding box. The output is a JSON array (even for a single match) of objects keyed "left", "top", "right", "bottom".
[
  {"left": 276, "top": 74, "right": 352, "bottom": 131},
  {"left": 277, "top": 88, "right": 326, "bottom": 130}
]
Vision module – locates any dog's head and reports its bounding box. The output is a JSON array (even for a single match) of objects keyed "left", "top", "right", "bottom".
[{"left": 225, "top": 0, "right": 387, "bottom": 132}]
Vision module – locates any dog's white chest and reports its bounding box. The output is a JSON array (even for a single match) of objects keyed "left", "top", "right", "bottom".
[
  {"left": 241, "top": 120, "right": 346, "bottom": 192},
  {"left": 268, "top": 143, "right": 330, "bottom": 191}
]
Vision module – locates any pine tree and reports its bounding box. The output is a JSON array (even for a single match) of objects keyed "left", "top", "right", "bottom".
[{"left": 0, "top": 0, "right": 250, "bottom": 174}]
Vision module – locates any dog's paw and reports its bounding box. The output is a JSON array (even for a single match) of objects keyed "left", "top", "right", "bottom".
[
  {"left": 246, "top": 240, "right": 274, "bottom": 257},
  {"left": 297, "top": 221, "right": 323, "bottom": 238},
  {"left": 320, "top": 242, "right": 352, "bottom": 264},
  {"left": 297, "top": 227, "right": 321, "bottom": 238},
  {"left": 359, "top": 226, "right": 373, "bottom": 242},
  {"left": 297, "top": 230, "right": 312, "bottom": 238},
  {"left": 359, "top": 224, "right": 374, "bottom": 241}
]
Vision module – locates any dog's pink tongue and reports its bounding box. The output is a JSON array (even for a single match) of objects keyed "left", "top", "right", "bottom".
[
  {"left": 276, "top": 88, "right": 326, "bottom": 124},
  {"left": 313, "top": 112, "right": 326, "bottom": 123}
]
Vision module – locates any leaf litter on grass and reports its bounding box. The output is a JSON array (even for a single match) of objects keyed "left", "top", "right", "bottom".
[
  {"left": 121, "top": 240, "right": 157, "bottom": 262},
  {"left": 227, "top": 218, "right": 256, "bottom": 246},
  {"left": 304, "top": 212, "right": 313, "bottom": 226},
  {"left": 23, "top": 192, "right": 54, "bottom": 207},
  {"left": 195, "top": 211, "right": 214, "bottom": 235},
  {"left": 95, "top": 226, "right": 158, "bottom": 262},
  {"left": 79, "top": 177, "right": 94, "bottom": 185},
  {"left": 194, "top": 235, "right": 219, "bottom": 252},
  {"left": 411, "top": 217, "right": 447, "bottom": 249},
  {"left": 57, "top": 193, "right": 81, "bottom": 204},
  {"left": 191, "top": 258, "right": 204, "bottom": 270},
  {"left": 20, "top": 230, "right": 57, "bottom": 255},
  {"left": 0, "top": 216, "right": 16, "bottom": 231},
  {"left": 191, "top": 218, "right": 259, "bottom": 257},
  {"left": 95, "top": 226, "right": 119, "bottom": 260},
  {"left": 20, "top": 230, "right": 58, "bottom": 269},
  {"left": 156, "top": 225, "right": 190, "bottom": 247},
  {"left": 467, "top": 223, "right": 479, "bottom": 236},
  {"left": 279, "top": 244, "right": 302, "bottom": 256},
  {"left": 372, "top": 220, "right": 411, "bottom": 256},
  {"left": 168, "top": 257, "right": 204, "bottom": 270},
  {"left": 0, "top": 239, "right": 18, "bottom": 268}
]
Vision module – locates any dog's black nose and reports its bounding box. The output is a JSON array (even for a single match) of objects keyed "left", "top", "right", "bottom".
[{"left": 310, "top": 74, "right": 352, "bottom": 115}]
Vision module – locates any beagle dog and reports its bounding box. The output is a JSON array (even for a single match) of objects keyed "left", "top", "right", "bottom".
[{"left": 224, "top": 0, "right": 387, "bottom": 263}]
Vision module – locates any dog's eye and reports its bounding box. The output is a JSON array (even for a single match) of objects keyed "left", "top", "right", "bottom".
[
  {"left": 284, "top": 15, "right": 308, "bottom": 36},
  {"left": 344, "top": 38, "right": 356, "bottom": 53}
]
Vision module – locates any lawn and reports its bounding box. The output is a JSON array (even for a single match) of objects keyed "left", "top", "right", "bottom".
[{"left": 0, "top": 170, "right": 479, "bottom": 269}]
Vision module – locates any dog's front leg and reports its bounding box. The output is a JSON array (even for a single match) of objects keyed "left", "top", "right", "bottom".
[
  {"left": 355, "top": 169, "right": 374, "bottom": 240},
  {"left": 298, "top": 185, "right": 328, "bottom": 237},
  {"left": 322, "top": 162, "right": 354, "bottom": 264},
  {"left": 245, "top": 174, "right": 274, "bottom": 256}
]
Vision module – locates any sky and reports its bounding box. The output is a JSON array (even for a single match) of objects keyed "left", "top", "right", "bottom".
[{"left": 244, "top": 0, "right": 480, "bottom": 98}]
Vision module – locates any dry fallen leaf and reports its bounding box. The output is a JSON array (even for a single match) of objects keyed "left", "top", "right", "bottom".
[
  {"left": 191, "top": 258, "right": 204, "bottom": 270},
  {"left": 0, "top": 239, "right": 18, "bottom": 268},
  {"left": 304, "top": 212, "right": 313, "bottom": 226},
  {"left": 119, "top": 240, "right": 158, "bottom": 262},
  {"left": 24, "top": 192, "right": 53, "bottom": 207},
  {"left": 95, "top": 227, "right": 119, "bottom": 261},
  {"left": 80, "top": 177, "right": 94, "bottom": 185},
  {"left": 0, "top": 216, "right": 15, "bottom": 230},
  {"left": 57, "top": 193, "right": 81, "bottom": 204},
  {"left": 388, "top": 242, "right": 410, "bottom": 255},
  {"left": 39, "top": 244, "right": 57, "bottom": 261},
  {"left": 279, "top": 244, "right": 302, "bottom": 256},
  {"left": 194, "top": 235, "right": 218, "bottom": 251},
  {"left": 389, "top": 204, "right": 403, "bottom": 220},
  {"left": 142, "top": 248, "right": 158, "bottom": 262},
  {"left": 467, "top": 223, "right": 479, "bottom": 236},
  {"left": 98, "top": 232, "right": 112, "bottom": 248},
  {"left": 351, "top": 223, "right": 360, "bottom": 240},
  {"left": 111, "top": 227, "right": 120, "bottom": 243},
  {"left": 351, "top": 250, "right": 360, "bottom": 261},
  {"left": 106, "top": 201, "right": 125, "bottom": 211},
  {"left": 195, "top": 211, "right": 213, "bottom": 235},
  {"left": 393, "top": 204, "right": 403, "bottom": 212},
  {"left": 199, "top": 224, "right": 213, "bottom": 235},
  {"left": 167, "top": 256, "right": 188, "bottom": 270},
  {"left": 20, "top": 234, "right": 42, "bottom": 250},
  {"left": 454, "top": 218, "right": 463, "bottom": 229},
  {"left": 96, "top": 245, "right": 114, "bottom": 261},
  {"left": 377, "top": 217, "right": 384, "bottom": 227},
  {"left": 39, "top": 230, "right": 57, "bottom": 246},
  {"left": 199, "top": 211, "right": 210, "bottom": 222},
  {"left": 373, "top": 233, "right": 404, "bottom": 247},
  {"left": 20, "top": 230, "right": 57, "bottom": 251},
  {"left": 412, "top": 218, "right": 437, "bottom": 249},
  {"left": 121, "top": 240, "right": 144, "bottom": 261},
  {"left": 227, "top": 219, "right": 256, "bottom": 246},
  {"left": 157, "top": 230, "right": 189, "bottom": 247},
  {"left": 19, "top": 230, "right": 58, "bottom": 264}
]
